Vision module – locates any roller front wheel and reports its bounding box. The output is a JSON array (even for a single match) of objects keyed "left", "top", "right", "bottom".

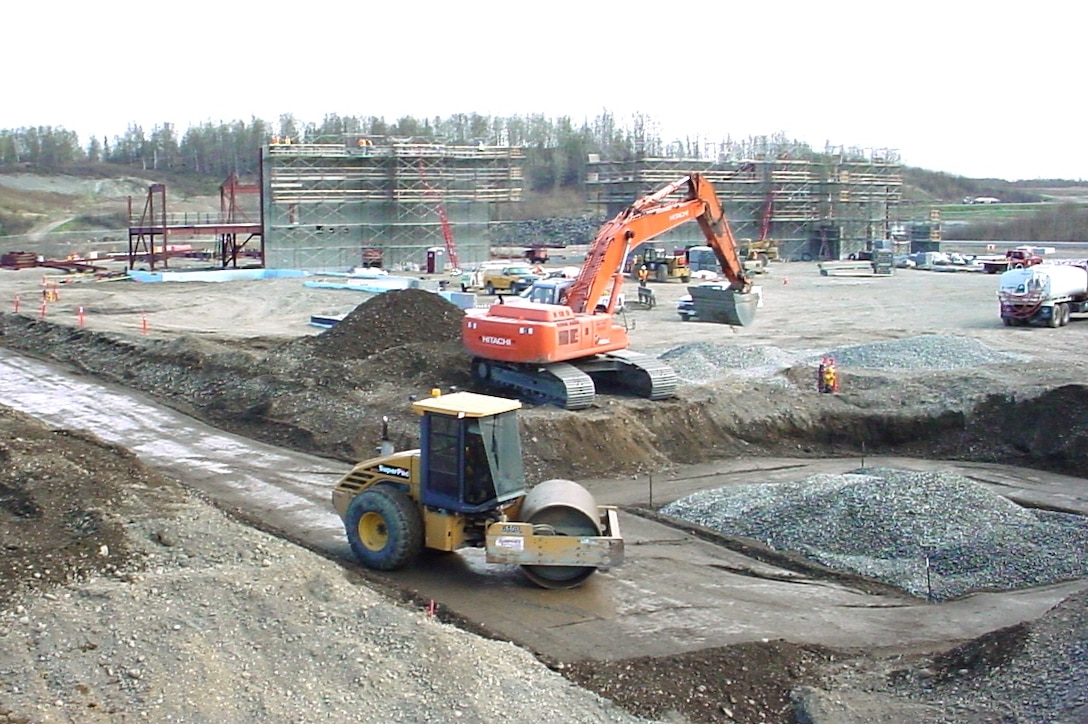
[{"left": 344, "top": 486, "right": 423, "bottom": 571}]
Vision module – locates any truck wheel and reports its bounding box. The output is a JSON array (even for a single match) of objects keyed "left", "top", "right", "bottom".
[
  {"left": 1048, "top": 307, "right": 1062, "bottom": 328},
  {"left": 1002, "top": 317, "right": 1014, "bottom": 327},
  {"left": 1061, "top": 303, "right": 1071, "bottom": 326},
  {"left": 344, "top": 486, "right": 423, "bottom": 571}
]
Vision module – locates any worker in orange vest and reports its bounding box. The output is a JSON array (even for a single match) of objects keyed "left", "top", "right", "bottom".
[
  {"left": 638, "top": 264, "right": 649, "bottom": 286},
  {"left": 817, "top": 356, "right": 839, "bottom": 393}
]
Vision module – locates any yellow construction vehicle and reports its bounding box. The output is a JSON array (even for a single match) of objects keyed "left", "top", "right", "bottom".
[
  {"left": 742, "top": 193, "right": 780, "bottom": 268},
  {"left": 331, "top": 390, "right": 623, "bottom": 589},
  {"left": 629, "top": 246, "right": 691, "bottom": 282},
  {"left": 744, "top": 237, "right": 780, "bottom": 264}
]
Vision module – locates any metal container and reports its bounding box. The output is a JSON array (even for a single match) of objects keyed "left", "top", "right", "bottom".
[{"left": 999, "top": 264, "right": 1088, "bottom": 300}]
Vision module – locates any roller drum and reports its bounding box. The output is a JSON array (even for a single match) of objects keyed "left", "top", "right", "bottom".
[
  {"left": 519, "top": 479, "right": 601, "bottom": 588},
  {"left": 520, "top": 479, "right": 602, "bottom": 536}
]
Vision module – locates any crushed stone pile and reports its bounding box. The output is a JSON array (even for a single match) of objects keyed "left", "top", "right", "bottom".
[
  {"left": 660, "top": 342, "right": 798, "bottom": 383},
  {"left": 661, "top": 467, "right": 1088, "bottom": 601},
  {"left": 302, "top": 288, "right": 465, "bottom": 360},
  {"left": 810, "top": 335, "right": 1027, "bottom": 370},
  {"left": 659, "top": 335, "right": 1026, "bottom": 384}
]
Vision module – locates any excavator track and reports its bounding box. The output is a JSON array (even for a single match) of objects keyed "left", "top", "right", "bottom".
[
  {"left": 576, "top": 350, "right": 678, "bottom": 401},
  {"left": 471, "top": 357, "right": 596, "bottom": 410},
  {"left": 471, "top": 353, "right": 678, "bottom": 410}
]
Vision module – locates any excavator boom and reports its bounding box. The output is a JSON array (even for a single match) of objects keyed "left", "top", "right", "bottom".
[
  {"left": 462, "top": 174, "right": 758, "bottom": 408},
  {"left": 566, "top": 174, "right": 751, "bottom": 315}
]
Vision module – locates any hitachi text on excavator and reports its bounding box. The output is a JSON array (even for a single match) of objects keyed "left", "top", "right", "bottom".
[{"left": 462, "top": 174, "right": 758, "bottom": 409}]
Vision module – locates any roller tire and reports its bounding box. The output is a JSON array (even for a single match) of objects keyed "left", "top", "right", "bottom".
[{"left": 344, "top": 486, "right": 423, "bottom": 571}]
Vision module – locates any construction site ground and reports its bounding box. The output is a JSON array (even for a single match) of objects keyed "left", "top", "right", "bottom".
[{"left": 2, "top": 255, "right": 1088, "bottom": 723}]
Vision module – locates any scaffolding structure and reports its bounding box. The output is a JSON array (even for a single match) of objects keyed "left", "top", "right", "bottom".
[
  {"left": 586, "top": 146, "right": 902, "bottom": 260},
  {"left": 261, "top": 138, "right": 523, "bottom": 271}
]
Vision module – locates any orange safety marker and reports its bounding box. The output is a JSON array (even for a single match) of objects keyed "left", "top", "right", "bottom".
[
  {"left": 78, "top": 306, "right": 85, "bottom": 327},
  {"left": 13, "top": 294, "right": 19, "bottom": 313},
  {"left": 141, "top": 314, "right": 149, "bottom": 335}
]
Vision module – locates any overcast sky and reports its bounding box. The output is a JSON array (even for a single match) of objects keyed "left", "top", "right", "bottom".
[{"left": 4, "top": 1, "right": 1081, "bottom": 181}]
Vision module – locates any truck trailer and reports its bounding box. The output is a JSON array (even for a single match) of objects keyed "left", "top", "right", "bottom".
[{"left": 998, "top": 262, "right": 1088, "bottom": 327}]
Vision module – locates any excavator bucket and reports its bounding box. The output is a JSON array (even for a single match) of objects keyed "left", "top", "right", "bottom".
[{"left": 687, "top": 285, "right": 759, "bottom": 326}]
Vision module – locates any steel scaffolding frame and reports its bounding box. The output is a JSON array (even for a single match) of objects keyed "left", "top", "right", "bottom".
[
  {"left": 587, "top": 147, "right": 902, "bottom": 260},
  {"left": 262, "top": 138, "right": 523, "bottom": 271}
]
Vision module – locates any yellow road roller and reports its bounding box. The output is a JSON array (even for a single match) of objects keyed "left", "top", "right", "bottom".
[{"left": 331, "top": 391, "right": 623, "bottom": 589}]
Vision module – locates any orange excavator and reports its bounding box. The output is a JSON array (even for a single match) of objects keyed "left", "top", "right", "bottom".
[{"left": 462, "top": 174, "right": 757, "bottom": 409}]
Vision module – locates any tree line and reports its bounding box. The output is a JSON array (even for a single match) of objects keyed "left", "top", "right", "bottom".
[{"left": 0, "top": 113, "right": 821, "bottom": 195}]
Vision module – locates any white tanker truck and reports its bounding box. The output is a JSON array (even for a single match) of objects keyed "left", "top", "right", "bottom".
[{"left": 998, "top": 262, "right": 1088, "bottom": 327}]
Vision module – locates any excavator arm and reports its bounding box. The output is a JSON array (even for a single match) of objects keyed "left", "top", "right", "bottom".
[{"left": 564, "top": 174, "right": 752, "bottom": 315}]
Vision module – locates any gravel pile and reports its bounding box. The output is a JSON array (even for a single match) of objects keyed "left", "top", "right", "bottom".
[
  {"left": 659, "top": 342, "right": 797, "bottom": 383},
  {"left": 805, "top": 335, "right": 1027, "bottom": 370},
  {"left": 661, "top": 467, "right": 1088, "bottom": 601},
  {"left": 658, "top": 335, "right": 1026, "bottom": 384}
]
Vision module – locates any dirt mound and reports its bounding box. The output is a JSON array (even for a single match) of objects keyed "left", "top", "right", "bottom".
[
  {"left": 0, "top": 407, "right": 156, "bottom": 607},
  {"left": 564, "top": 640, "right": 834, "bottom": 722},
  {"left": 302, "top": 288, "right": 465, "bottom": 359}
]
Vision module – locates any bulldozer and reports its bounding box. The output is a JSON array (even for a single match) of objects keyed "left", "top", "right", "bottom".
[{"left": 331, "top": 390, "right": 623, "bottom": 589}]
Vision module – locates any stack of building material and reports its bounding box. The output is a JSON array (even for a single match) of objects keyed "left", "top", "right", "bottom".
[
  {"left": 0, "top": 251, "right": 37, "bottom": 269},
  {"left": 818, "top": 260, "right": 875, "bottom": 277}
]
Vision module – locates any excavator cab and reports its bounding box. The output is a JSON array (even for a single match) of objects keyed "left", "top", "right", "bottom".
[{"left": 414, "top": 393, "right": 527, "bottom": 514}]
